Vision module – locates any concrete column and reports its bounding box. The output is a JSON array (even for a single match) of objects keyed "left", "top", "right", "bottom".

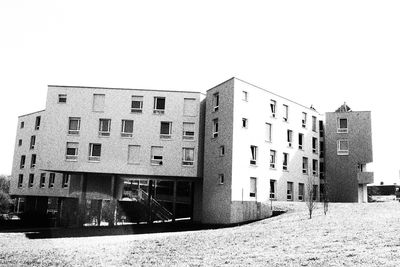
[{"left": 77, "top": 173, "right": 88, "bottom": 226}]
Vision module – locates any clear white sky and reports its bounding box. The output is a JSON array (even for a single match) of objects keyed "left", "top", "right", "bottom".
[{"left": 0, "top": 0, "right": 399, "bottom": 184}]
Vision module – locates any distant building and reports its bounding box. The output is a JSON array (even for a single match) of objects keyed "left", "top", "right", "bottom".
[
  {"left": 324, "top": 103, "right": 374, "bottom": 203},
  {"left": 367, "top": 184, "right": 400, "bottom": 202}
]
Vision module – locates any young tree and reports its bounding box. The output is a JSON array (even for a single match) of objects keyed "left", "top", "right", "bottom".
[
  {"left": 322, "top": 181, "right": 329, "bottom": 215},
  {"left": 0, "top": 175, "right": 11, "bottom": 214},
  {"left": 306, "top": 175, "right": 317, "bottom": 219}
]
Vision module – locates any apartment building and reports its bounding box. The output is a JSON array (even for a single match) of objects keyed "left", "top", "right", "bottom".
[{"left": 324, "top": 103, "right": 374, "bottom": 203}]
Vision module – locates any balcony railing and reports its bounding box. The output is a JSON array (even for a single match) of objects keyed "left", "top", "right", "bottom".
[{"left": 357, "top": 172, "right": 374, "bottom": 184}]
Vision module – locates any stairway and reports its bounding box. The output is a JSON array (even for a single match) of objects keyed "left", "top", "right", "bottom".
[{"left": 138, "top": 189, "right": 173, "bottom": 222}]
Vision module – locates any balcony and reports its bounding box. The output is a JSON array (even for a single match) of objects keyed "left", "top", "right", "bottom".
[{"left": 357, "top": 172, "right": 374, "bottom": 184}]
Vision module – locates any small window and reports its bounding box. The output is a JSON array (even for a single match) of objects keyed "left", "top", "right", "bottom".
[
  {"left": 93, "top": 94, "right": 105, "bottom": 112},
  {"left": 250, "top": 145, "right": 257, "bottom": 165},
  {"left": 20, "top": 121, "right": 24, "bottom": 129},
  {"left": 30, "top": 135, "right": 36, "bottom": 150},
  {"left": 28, "top": 174, "right": 34, "bottom": 188},
  {"left": 49, "top": 173, "right": 55, "bottom": 188},
  {"left": 302, "top": 157, "right": 308, "bottom": 174},
  {"left": 219, "top": 174, "right": 224, "bottom": 184},
  {"left": 183, "top": 122, "right": 195, "bottom": 140},
  {"left": 287, "top": 182, "right": 293, "bottom": 201},
  {"left": 35, "top": 116, "right": 41, "bottom": 130},
  {"left": 183, "top": 98, "right": 196, "bottom": 116},
  {"left": 250, "top": 177, "right": 257, "bottom": 197},
  {"left": 219, "top": 145, "right": 225, "bottom": 156},
  {"left": 121, "top": 120, "right": 134, "bottom": 138},
  {"left": 270, "top": 150, "right": 276, "bottom": 169},
  {"left": 298, "top": 183, "right": 304, "bottom": 201},
  {"left": 270, "top": 180, "right": 276, "bottom": 199},
  {"left": 66, "top": 142, "right": 79, "bottom": 161},
  {"left": 18, "top": 139, "right": 22, "bottom": 146},
  {"left": 242, "top": 118, "right": 248, "bottom": 128},
  {"left": 18, "top": 174, "right": 23, "bottom": 188},
  {"left": 287, "top": 130, "right": 293, "bottom": 147},
  {"left": 30, "top": 154, "right": 36, "bottom": 168},
  {"left": 312, "top": 137, "right": 318, "bottom": 154},
  {"left": 312, "top": 159, "right": 318, "bottom": 176},
  {"left": 270, "top": 100, "right": 276, "bottom": 118},
  {"left": 68, "top": 117, "right": 81, "bottom": 135},
  {"left": 213, "top": 93, "right": 219, "bottom": 111},
  {"left": 89, "top": 143, "right": 101, "bottom": 161},
  {"left": 20, "top": 155, "right": 26, "bottom": 169},
  {"left": 242, "top": 91, "right": 248, "bottom": 101},
  {"left": 302, "top": 112, "right": 307, "bottom": 128},
  {"left": 283, "top": 104, "right": 289, "bottom": 122},
  {"left": 40, "top": 173, "right": 46, "bottom": 188},
  {"left": 160, "top": 122, "right": 172, "bottom": 139},
  {"left": 337, "top": 118, "right": 348, "bottom": 133},
  {"left": 154, "top": 97, "right": 166, "bottom": 114},
  {"left": 58, "top": 94, "right": 67, "bottom": 103},
  {"left": 265, "top": 123, "right": 272, "bottom": 142},
  {"left": 99, "top": 119, "right": 111, "bottom": 137},
  {"left": 283, "top": 152, "right": 289, "bottom": 171},
  {"left": 151, "top": 146, "right": 163, "bottom": 165},
  {"left": 62, "top": 174, "right": 69, "bottom": 188},
  {"left": 128, "top": 145, "right": 140, "bottom": 164},
  {"left": 131, "top": 96, "right": 143, "bottom": 113},
  {"left": 182, "top": 147, "right": 195, "bottom": 166},
  {"left": 312, "top": 116, "right": 317, "bottom": 132},
  {"left": 298, "top": 133, "right": 304, "bottom": 150},
  {"left": 337, "top": 140, "right": 349, "bottom": 155},
  {"left": 212, "top": 119, "right": 219, "bottom": 138}
]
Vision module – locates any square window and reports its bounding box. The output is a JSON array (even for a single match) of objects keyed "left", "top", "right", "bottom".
[
  {"left": 18, "top": 139, "right": 22, "bottom": 146},
  {"left": 270, "top": 180, "right": 276, "bottom": 199},
  {"left": 154, "top": 97, "right": 166, "bottom": 114},
  {"left": 183, "top": 122, "right": 195, "bottom": 140},
  {"left": 160, "top": 122, "right": 172, "bottom": 139},
  {"left": 242, "top": 118, "right": 248, "bottom": 128},
  {"left": 250, "top": 177, "right": 257, "bottom": 197},
  {"left": 99, "top": 119, "right": 111, "bottom": 137},
  {"left": 121, "top": 120, "right": 134, "bottom": 137},
  {"left": 250, "top": 145, "right": 257, "bottom": 165},
  {"left": 66, "top": 142, "right": 79, "bottom": 161},
  {"left": 58, "top": 94, "right": 67, "bottom": 103},
  {"left": 337, "top": 118, "right": 348, "bottom": 133},
  {"left": 131, "top": 96, "right": 143, "bottom": 113},
  {"left": 213, "top": 93, "right": 219, "bottom": 111},
  {"left": 182, "top": 147, "right": 195, "bottom": 166},
  {"left": 68, "top": 117, "right": 81, "bottom": 135},
  {"left": 270, "top": 100, "right": 276, "bottom": 118},
  {"left": 213, "top": 119, "right": 219, "bottom": 138},
  {"left": 89, "top": 143, "right": 101, "bottom": 161},
  {"left": 20, "top": 121, "right": 24, "bottom": 128},
  {"left": 337, "top": 140, "right": 349, "bottom": 155},
  {"left": 270, "top": 150, "right": 276, "bottom": 169},
  {"left": 151, "top": 146, "right": 163, "bottom": 165}
]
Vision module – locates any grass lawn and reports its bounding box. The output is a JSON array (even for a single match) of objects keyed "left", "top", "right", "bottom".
[{"left": 0, "top": 202, "right": 399, "bottom": 266}]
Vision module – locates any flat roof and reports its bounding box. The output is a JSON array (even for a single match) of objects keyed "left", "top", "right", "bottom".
[{"left": 18, "top": 109, "right": 45, "bottom": 118}]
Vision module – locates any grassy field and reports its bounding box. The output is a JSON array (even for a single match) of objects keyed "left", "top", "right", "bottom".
[{"left": 1, "top": 202, "right": 399, "bottom": 266}]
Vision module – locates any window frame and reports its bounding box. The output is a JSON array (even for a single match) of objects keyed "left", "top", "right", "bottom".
[
  {"left": 131, "top": 95, "right": 144, "bottom": 113},
  {"left": 283, "top": 152, "right": 289, "bottom": 171},
  {"left": 337, "top": 118, "right": 348, "bottom": 133},
  {"left": 153, "top": 97, "right": 166, "bottom": 114},
  {"left": 150, "top": 146, "right": 163, "bottom": 166},
  {"left": 270, "top": 150, "right": 276, "bottom": 169},
  {"left": 250, "top": 145, "right": 258, "bottom": 165},
  {"left": 40, "top": 173, "right": 46, "bottom": 188},
  {"left": 270, "top": 179, "right": 276, "bottom": 199},
  {"left": 302, "top": 157, "right": 308, "bottom": 174},
  {"left": 242, "top": 91, "right": 248, "bottom": 101},
  {"left": 298, "top": 183, "right": 304, "bottom": 201},
  {"left": 49, "top": 173, "right": 55, "bottom": 188},
  {"left": 66, "top": 142, "right": 79, "bottom": 161},
  {"left": 249, "top": 177, "right": 257, "bottom": 198},
  {"left": 287, "top": 130, "right": 293, "bottom": 147},
  {"left": 302, "top": 112, "right": 307, "bottom": 128},
  {"left": 219, "top": 145, "right": 225, "bottom": 156},
  {"left": 337, "top": 139, "right": 349, "bottom": 155},
  {"left": 283, "top": 104, "right": 289, "bottom": 122},
  {"left": 312, "top": 159, "right": 318, "bottom": 176},
  {"left": 212, "top": 119, "right": 219, "bottom": 138},
  {"left": 160, "top": 121, "right": 172, "bottom": 139},
  {"left": 35, "top": 116, "right": 41, "bottom": 130},
  {"left": 30, "top": 154, "right": 36, "bottom": 168},
  {"left": 213, "top": 93, "right": 219, "bottom": 112},
  {"left": 265, "top": 123, "right": 272, "bottom": 142},
  {"left": 312, "top": 116, "right": 317, "bottom": 132},
  {"left": 312, "top": 137, "right": 318, "bottom": 154},
  {"left": 68, "top": 117, "right": 81, "bottom": 135},
  {"left": 62, "top": 174, "right": 69, "bottom": 188},
  {"left": 242, "top": 118, "right": 248, "bottom": 128},
  {"left": 218, "top": 174, "right": 224, "bottom": 185},
  {"left": 18, "top": 174, "right": 23, "bottom": 188},
  {"left": 98, "top": 118, "right": 111, "bottom": 137},
  {"left": 121, "top": 119, "right": 134, "bottom": 138},
  {"left": 30, "top": 135, "right": 36, "bottom": 150},
  {"left": 89, "top": 143, "right": 102, "bottom": 162},
  {"left": 20, "top": 155, "right": 26, "bottom": 169},
  {"left": 58, "top": 94, "right": 67, "bottom": 103},
  {"left": 182, "top": 147, "right": 195, "bottom": 166},
  {"left": 28, "top": 174, "right": 34, "bottom": 188},
  {"left": 270, "top": 100, "right": 276, "bottom": 118},
  {"left": 182, "top": 122, "right": 195, "bottom": 140},
  {"left": 287, "top": 182, "right": 293, "bottom": 201},
  {"left": 298, "top": 133, "right": 304, "bottom": 150}
]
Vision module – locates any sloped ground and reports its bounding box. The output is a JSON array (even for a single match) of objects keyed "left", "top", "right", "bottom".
[{"left": 0, "top": 202, "right": 399, "bottom": 266}]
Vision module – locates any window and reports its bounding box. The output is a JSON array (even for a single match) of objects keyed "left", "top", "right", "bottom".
[
  {"left": 270, "top": 100, "right": 276, "bottom": 117},
  {"left": 182, "top": 147, "right": 195, "bottom": 166},
  {"left": 30, "top": 154, "right": 36, "bottom": 168},
  {"left": 131, "top": 96, "right": 143, "bottom": 113},
  {"left": 320, "top": 162, "right": 325, "bottom": 178},
  {"left": 287, "top": 182, "right": 293, "bottom": 201},
  {"left": 29, "top": 174, "right": 34, "bottom": 188},
  {"left": 121, "top": 120, "right": 134, "bottom": 138},
  {"left": 93, "top": 94, "right": 105, "bottom": 112},
  {"left": 219, "top": 174, "right": 224, "bottom": 184},
  {"left": 312, "top": 116, "right": 317, "bottom": 132},
  {"left": 270, "top": 150, "right": 276, "bottom": 169},
  {"left": 66, "top": 142, "right": 79, "bottom": 161},
  {"left": 49, "top": 173, "right": 55, "bottom": 188},
  {"left": 302, "top": 112, "right": 307, "bottom": 128},
  {"left": 242, "top": 91, "right": 248, "bottom": 101},
  {"left": 212, "top": 119, "right": 219, "bottom": 138},
  {"left": 35, "top": 116, "right": 41, "bottom": 130},
  {"left": 30, "top": 135, "right": 36, "bottom": 149},
  {"left": 213, "top": 93, "right": 219, "bottom": 111},
  {"left": 68, "top": 117, "right": 81, "bottom": 135},
  {"left": 219, "top": 145, "right": 225, "bottom": 156},
  {"left": 337, "top": 140, "right": 349, "bottom": 155},
  {"left": 128, "top": 145, "right": 140, "bottom": 164},
  {"left": 151, "top": 146, "right": 163, "bottom": 165},
  {"left": 250, "top": 177, "right": 257, "bottom": 197},
  {"left": 283, "top": 104, "right": 289, "bottom": 122},
  {"left": 265, "top": 123, "right": 272, "bottom": 142},
  {"left": 242, "top": 118, "right": 248, "bottom": 128},
  {"left": 183, "top": 98, "right": 196, "bottom": 116},
  {"left": 99, "top": 119, "right": 111, "bottom": 137},
  {"left": 18, "top": 174, "right": 23, "bottom": 188},
  {"left": 270, "top": 180, "right": 276, "bottom": 199},
  {"left": 337, "top": 118, "right": 348, "bottom": 133},
  {"left": 154, "top": 97, "right": 166, "bottom": 114},
  {"left": 62, "top": 174, "right": 69, "bottom": 188},
  {"left": 20, "top": 155, "right": 26, "bottom": 169},
  {"left": 302, "top": 157, "right": 308, "bottom": 174},
  {"left": 298, "top": 183, "right": 304, "bottom": 201},
  {"left": 283, "top": 152, "right": 289, "bottom": 171},
  {"left": 18, "top": 139, "right": 22, "bottom": 146},
  {"left": 250, "top": 145, "right": 257, "bottom": 165},
  {"left": 320, "top": 141, "right": 324, "bottom": 157},
  {"left": 287, "top": 130, "right": 293, "bottom": 147},
  {"left": 183, "top": 122, "right": 195, "bottom": 140},
  {"left": 298, "top": 133, "right": 304, "bottom": 150},
  {"left": 312, "top": 159, "right": 318, "bottom": 176},
  {"left": 89, "top": 143, "right": 102, "bottom": 161},
  {"left": 313, "top": 185, "right": 318, "bottom": 201},
  {"left": 20, "top": 121, "right": 24, "bottom": 128},
  {"left": 58, "top": 94, "right": 67, "bottom": 103},
  {"left": 40, "top": 173, "right": 46, "bottom": 188},
  {"left": 160, "top": 122, "right": 172, "bottom": 139},
  {"left": 312, "top": 137, "right": 318, "bottom": 154}
]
